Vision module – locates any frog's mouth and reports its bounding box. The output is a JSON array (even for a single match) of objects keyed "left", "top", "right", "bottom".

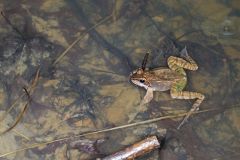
[
  {"left": 130, "top": 79, "right": 139, "bottom": 85},
  {"left": 130, "top": 79, "right": 146, "bottom": 88}
]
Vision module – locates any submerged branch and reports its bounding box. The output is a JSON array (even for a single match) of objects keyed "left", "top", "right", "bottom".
[{"left": 101, "top": 136, "right": 160, "bottom": 160}]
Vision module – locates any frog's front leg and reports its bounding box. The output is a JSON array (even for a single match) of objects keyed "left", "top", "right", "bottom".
[
  {"left": 170, "top": 81, "right": 205, "bottom": 129},
  {"left": 140, "top": 87, "right": 154, "bottom": 106}
]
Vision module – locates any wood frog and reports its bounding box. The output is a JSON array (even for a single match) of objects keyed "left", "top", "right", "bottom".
[{"left": 130, "top": 47, "right": 205, "bottom": 129}]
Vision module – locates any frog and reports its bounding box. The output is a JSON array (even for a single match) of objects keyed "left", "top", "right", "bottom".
[{"left": 130, "top": 47, "right": 205, "bottom": 129}]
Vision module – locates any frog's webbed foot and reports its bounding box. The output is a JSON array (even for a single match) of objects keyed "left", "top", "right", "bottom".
[
  {"left": 180, "top": 46, "right": 189, "bottom": 58},
  {"left": 170, "top": 89, "right": 205, "bottom": 129},
  {"left": 177, "top": 105, "right": 199, "bottom": 129},
  {"left": 177, "top": 118, "right": 187, "bottom": 130},
  {"left": 177, "top": 95, "right": 205, "bottom": 129},
  {"left": 140, "top": 88, "right": 154, "bottom": 106}
]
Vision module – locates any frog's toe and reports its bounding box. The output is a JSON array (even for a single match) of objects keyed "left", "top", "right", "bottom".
[{"left": 180, "top": 46, "right": 189, "bottom": 57}]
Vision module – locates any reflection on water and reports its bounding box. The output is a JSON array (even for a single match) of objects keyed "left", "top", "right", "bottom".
[{"left": 0, "top": 0, "right": 239, "bottom": 159}]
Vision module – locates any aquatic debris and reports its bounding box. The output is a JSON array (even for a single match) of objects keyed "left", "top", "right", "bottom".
[
  {"left": 1, "top": 101, "right": 29, "bottom": 135},
  {"left": 69, "top": 138, "right": 105, "bottom": 154},
  {"left": 100, "top": 136, "right": 161, "bottom": 160},
  {"left": 32, "top": 137, "right": 105, "bottom": 156},
  {"left": 0, "top": 107, "right": 223, "bottom": 158},
  {"left": 0, "top": 68, "right": 40, "bottom": 134},
  {"left": 220, "top": 19, "right": 237, "bottom": 37}
]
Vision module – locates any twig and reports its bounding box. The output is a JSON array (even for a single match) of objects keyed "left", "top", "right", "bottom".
[
  {"left": 1, "top": 102, "right": 29, "bottom": 134},
  {"left": 0, "top": 68, "right": 40, "bottom": 122},
  {"left": 1, "top": 123, "right": 31, "bottom": 140},
  {"left": 11, "top": 129, "right": 31, "bottom": 141},
  {"left": 0, "top": 94, "right": 24, "bottom": 122},
  {"left": 0, "top": 68, "right": 40, "bottom": 134},
  {"left": 101, "top": 136, "right": 160, "bottom": 160},
  {"left": 28, "top": 68, "right": 40, "bottom": 94}
]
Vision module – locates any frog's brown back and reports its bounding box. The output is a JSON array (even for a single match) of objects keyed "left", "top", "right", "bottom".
[{"left": 149, "top": 67, "right": 184, "bottom": 81}]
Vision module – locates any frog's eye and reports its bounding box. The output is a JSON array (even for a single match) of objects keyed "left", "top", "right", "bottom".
[{"left": 139, "top": 79, "right": 145, "bottom": 83}]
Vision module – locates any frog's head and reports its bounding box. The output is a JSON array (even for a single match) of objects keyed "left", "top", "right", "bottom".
[
  {"left": 129, "top": 68, "right": 149, "bottom": 89},
  {"left": 129, "top": 52, "right": 150, "bottom": 89}
]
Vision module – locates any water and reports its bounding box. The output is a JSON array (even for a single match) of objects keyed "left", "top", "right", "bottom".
[{"left": 0, "top": 0, "right": 239, "bottom": 159}]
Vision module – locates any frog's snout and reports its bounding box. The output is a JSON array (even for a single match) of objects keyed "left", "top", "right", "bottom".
[{"left": 128, "top": 72, "right": 134, "bottom": 83}]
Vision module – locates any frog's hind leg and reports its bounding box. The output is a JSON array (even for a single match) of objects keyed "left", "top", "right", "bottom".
[
  {"left": 167, "top": 56, "right": 198, "bottom": 71},
  {"left": 170, "top": 80, "right": 205, "bottom": 129}
]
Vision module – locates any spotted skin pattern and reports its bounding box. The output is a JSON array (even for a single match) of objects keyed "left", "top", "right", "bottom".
[{"left": 130, "top": 48, "right": 205, "bottom": 129}]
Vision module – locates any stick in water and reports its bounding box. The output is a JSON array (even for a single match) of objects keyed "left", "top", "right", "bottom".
[{"left": 100, "top": 136, "right": 160, "bottom": 160}]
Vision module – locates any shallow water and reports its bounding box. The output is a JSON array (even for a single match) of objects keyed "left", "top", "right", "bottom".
[{"left": 0, "top": 0, "right": 239, "bottom": 160}]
